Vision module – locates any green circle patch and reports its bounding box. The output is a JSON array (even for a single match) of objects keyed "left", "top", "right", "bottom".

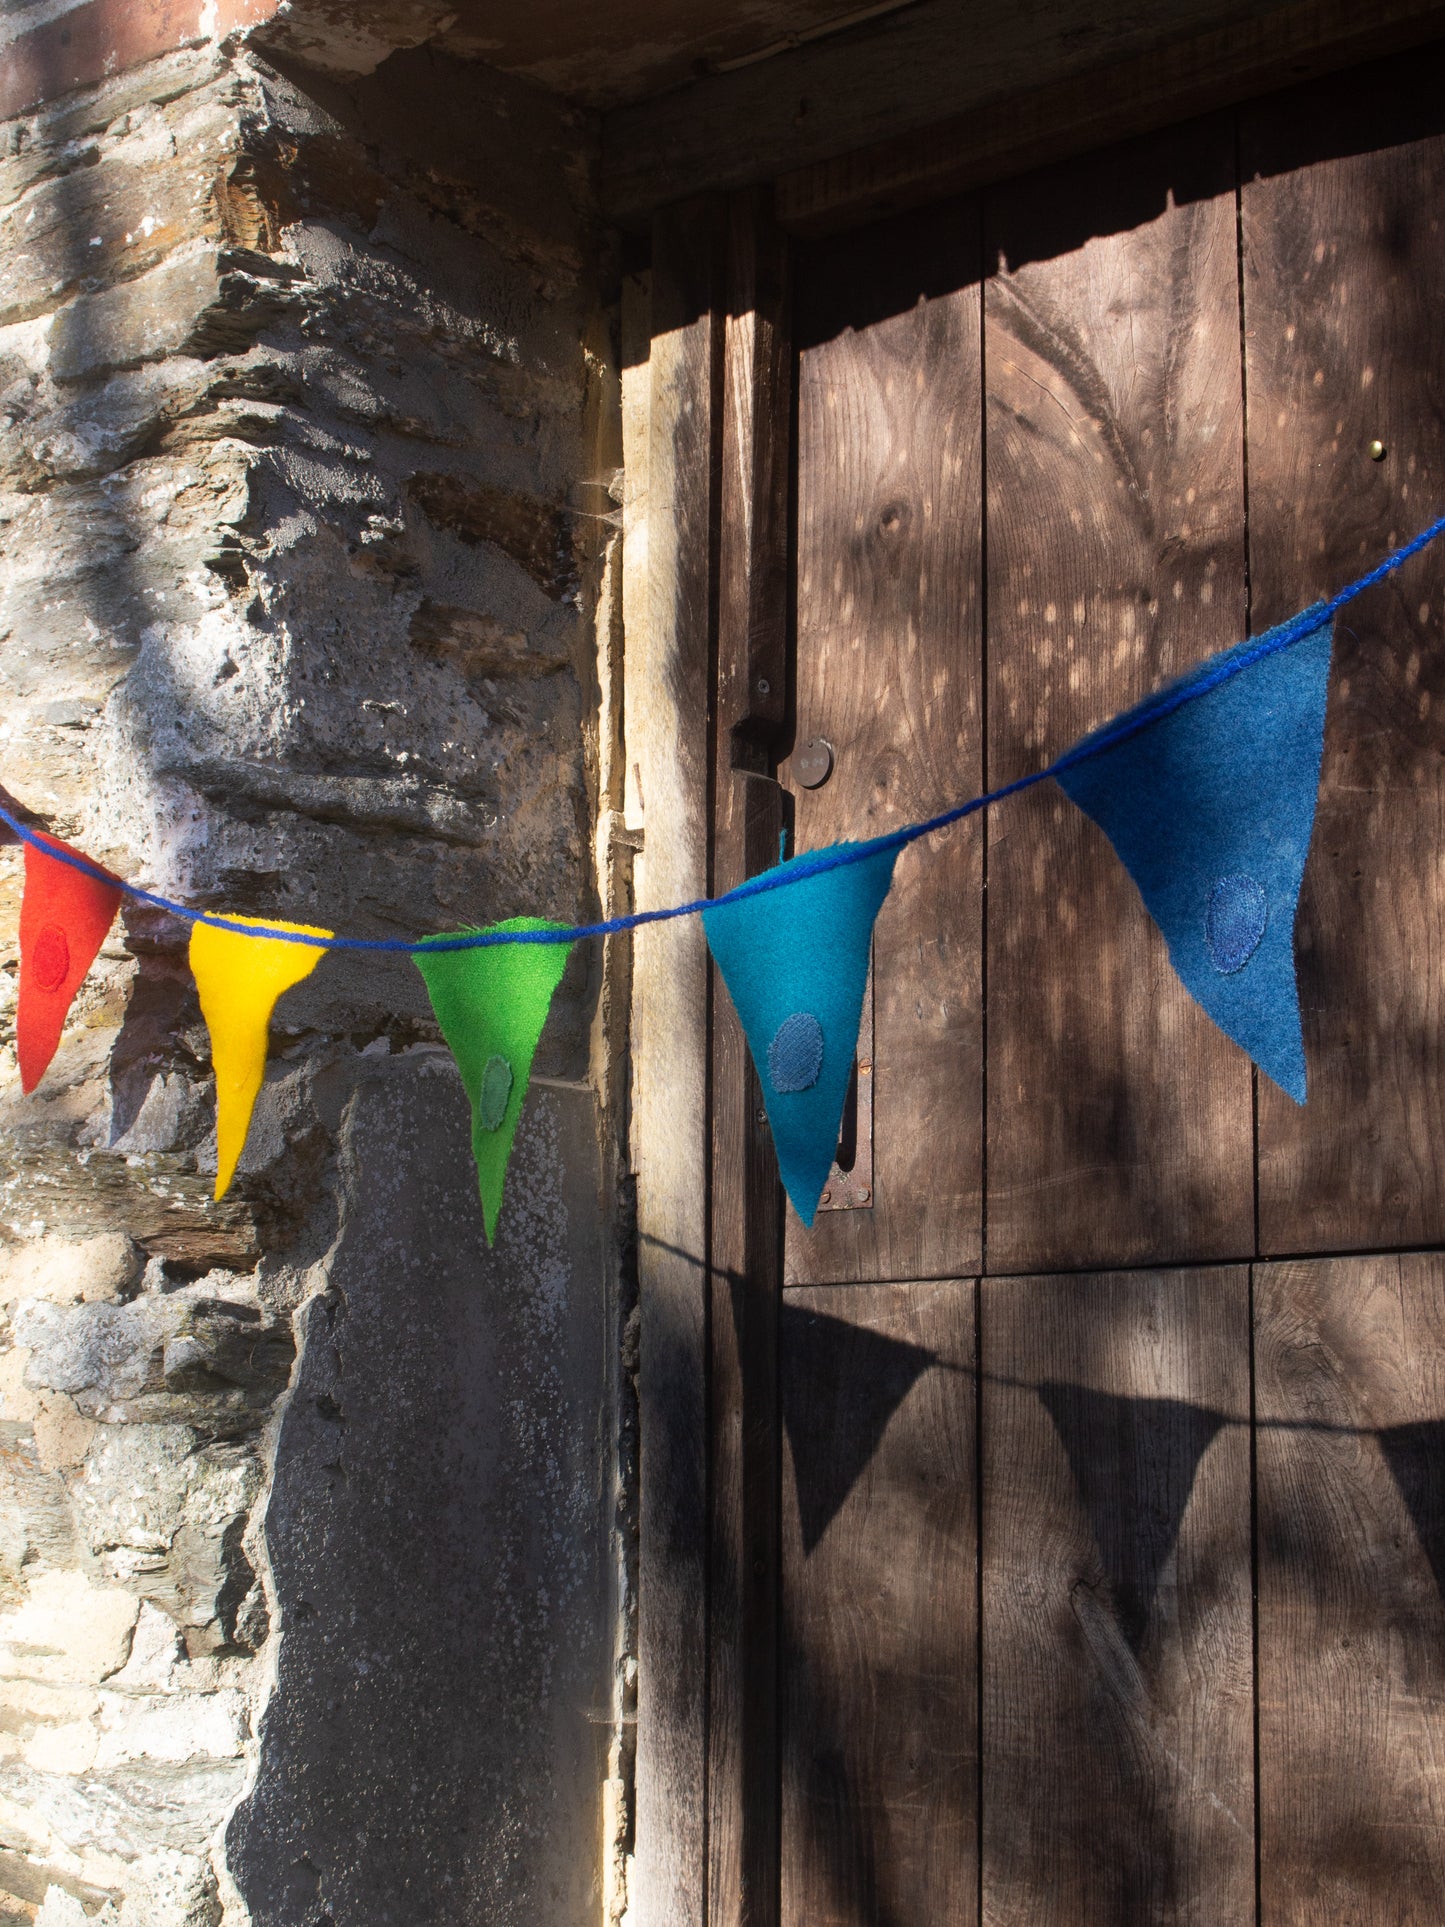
[{"left": 478, "top": 1053, "right": 514, "bottom": 1132}]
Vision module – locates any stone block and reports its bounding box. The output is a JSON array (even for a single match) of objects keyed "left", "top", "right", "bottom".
[
  {"left": 36, "top": 1890, "right": 115, "bottom": 1927},
  {"left": 46, "top": 247, "right": 304, "bottom": 385},
  {"left": 226, "top": 1062, "right": 611, "bottom": 1926},
  {"left": 116, "top": 1849, "right": 220, "bottom": 1927},
  {"left": 105, "top": 1602, "right": 184, "bottom": 1696},
  {"left": 32, "top": 1396, "right": 97, "bottom": 1474},
  {"left": 15, "top": 1283, "right": 293, "bottom": 1431},
  {"left": 0, "top": 1571, "right": 138, "bottom": 1687},
  {"left": 0, "top": 1235, "right": 146, "bottom": 1307},
  {"left": 93, "top": 1689, "right": 247, "bottom": 1770},
  {"left": 0, "top": 1422, "right": 80, "bottom": 1582}
]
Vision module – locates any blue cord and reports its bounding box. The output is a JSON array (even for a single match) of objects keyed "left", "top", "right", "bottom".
[{"left": 6, "top": 511, "right": 1444, "bottom": 953}]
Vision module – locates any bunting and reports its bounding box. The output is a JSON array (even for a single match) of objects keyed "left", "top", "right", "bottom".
[
  {"left": 1054, "top": 611, "right": 1334, "bottom": 1101},
  {"left": 702, "top": 841, "right": 897, "bottom": 1225},
  {"left": 189, "top": 914, "right": 332, "bottom": 1199},
  {"left": 17, "top": 832, "right": 122, "bottom": 1093},
  {"left": 413, "top": 919, "right": 574, "bottom": 1244},
  {"left": 2, "top": 517, "right": 1442, "bottom": 1237}
]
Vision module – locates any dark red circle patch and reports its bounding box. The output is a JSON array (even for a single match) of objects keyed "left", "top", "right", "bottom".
[{"left": 31, "top": 924, "right": 71, "bottom": 993}]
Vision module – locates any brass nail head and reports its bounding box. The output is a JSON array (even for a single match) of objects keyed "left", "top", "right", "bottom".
[
  {"left": 819, "top": 1187, "right": 832, "bottom": 1205},
  {"left": 1369, "top": 439, "right": 1388, "bottom": 462},
  {"left": 858, "top": 1057, "right": 872, "bottom": 1075}
]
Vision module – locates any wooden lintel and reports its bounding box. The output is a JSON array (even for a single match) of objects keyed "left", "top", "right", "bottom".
[
  {"left": 779, "top": 0, "right": 1445, "bottom": 232},
  {"left": 600, "top": 0, "right": 1445, "bottom": 234}
]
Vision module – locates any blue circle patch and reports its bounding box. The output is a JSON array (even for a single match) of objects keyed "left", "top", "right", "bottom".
[
  {"left": 1205, "top": 874, "right": 1268, "bottom": 974},
  {"left": 768, "top": 1012, "right": 824, "bottom": 1094}
]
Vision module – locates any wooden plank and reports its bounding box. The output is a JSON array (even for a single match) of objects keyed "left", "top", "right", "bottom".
[
  {"left": 1241, "top": 55, "right": 1445, "bottom": 1254},
  {"left": 629, "top": 199, "right": 724, "bottom": 1927},
  {"left": 1256, "top": 1252, "right": 1445, "bottom": 1918},
  {"left": 983, "top": 123, "right": 1255, "bottom": 1276},
  {"left": 982, "top": 1266, "right": 1254, "bottom": 1924},
  {"left": 784, "top": 200, "right": 985, "bottom": 1287},
  {"left": 707, "top": 189, "right": 791, "bottom": 1927},
  {"left": 775, "top": 0, "right": 1445, "bottom": 236},
  {"left": 780, "top": 1279, "right": 977, "bottom": 1926},
  {"left": 599, "top": 0, "right": 1445, "bottom": 232}
]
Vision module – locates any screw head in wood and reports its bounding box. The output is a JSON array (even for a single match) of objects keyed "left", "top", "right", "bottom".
[
  {"left": 1369, "top": 439, "right": 1388, "bottom": 461},
  {"left": 819, "top": 1187, "right": 832, "bottom": 1205},
  {"left": 857, "top": 1186, "right": 871, "bottom": 1205},
  {"left": 858, "top": 1057, "right": 872, "bottom": 1076}
]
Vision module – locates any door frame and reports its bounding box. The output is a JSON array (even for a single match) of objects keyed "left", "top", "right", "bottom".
[{"left": 628, "top": 187, "right": 794, "bottom": 1927}]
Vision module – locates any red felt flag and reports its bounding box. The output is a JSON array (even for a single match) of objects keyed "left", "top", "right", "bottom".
[{"left": 17, "top": 832, "right": 122, "bottom": 1092}]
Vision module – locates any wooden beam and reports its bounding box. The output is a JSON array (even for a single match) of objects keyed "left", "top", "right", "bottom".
[
  {"left": 782, "top": 0, "right": 1445, "bottom": 232},
  {"left": 600, "top": 0, "right": 1445, "bottom": 234},
  {"left": 629, "top": 198, "right": 725, "bottom": 1927},
  {"left": 707, "top": 187, "right": 791, "bottom": 1927}
]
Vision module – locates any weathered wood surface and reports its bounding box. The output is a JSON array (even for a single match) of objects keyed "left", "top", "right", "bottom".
[
  {"left": 785, "top": 201, "right": 985, "bottom": 1288},
  {"left": 1256, "top": 1253, "right": 1445, "bottom": 1920},
  {"left": 780, "top": 1280, "right": 977, "bottom": 1926},
  {"left": 708, "top": 189, "right": 791, "bottom": 1927},
  {"left": 647, "top": 52, "right": 1445, "bottom": 1927},
  {"left": 775, "top": 0, "right": 1445, "bottom": 235},
  {"left": 982, "top": 1266, "right": 1254, "bottom": 1923},
  {"left": 630, "top": 200, "right": 722, "bottom": 1927},
  {"left": 983, "top": 124, "right": 1255, "bottom": 1276},
  {"left": 1242, "top": 56, "right": 1445, "bottom": 1254},
  {"left": 601, "top": 0, "right": 1445, "bottom": 230}
]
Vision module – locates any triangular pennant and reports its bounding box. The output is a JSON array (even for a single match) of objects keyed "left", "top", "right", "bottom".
[
  {"left": 780, "top": 1300, "right": 938, "bottom": 1553},
  {"left": 412, "top": 918, "right": 574, "bottom": 1244},
  {"left": 18, "top": 832, "right": 123, "bottom": 1092},
  {"left": 190, "top": 914, "right": 332, "bottom": 1199},
  {"left": 1038, "top": 1382, "right": 1227, "bottom": 1654},
  {"left": 702, "top": 840, "right": 897, "bottom": 1224},
  {"left": 1055, "top": 611, "right": 1334, "bottom": 1100}
]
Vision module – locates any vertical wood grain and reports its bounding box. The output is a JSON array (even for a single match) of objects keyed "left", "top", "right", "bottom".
[
  {"left": 1257, "top": 1251, "right": 1445, "bottom": 1919},
  {"left": 785, "top": 202, "right": 986, "bottom": 1288},
  {"left": 982, "top": 1266, "right": 1254, "bottom": 1924},
  {"left": 983, "top": 124, "right": 1255, "bottom": 1275},
  {"left": 631, "top": 198, "right": 723, "bottom": 1927},
  {"left": 1241, "top": 57, "right": 1445, "bottom": 1251},
  {"left": 781, "top": 1279, "right": 978, "bottom": 1926},
  {"left": 708, "top": 189, "right": 791, "bottom": 1927}
]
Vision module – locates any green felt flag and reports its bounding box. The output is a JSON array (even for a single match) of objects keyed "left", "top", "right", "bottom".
[{"left": 413, "top": 918, "right": 574, "bottom": 1244}]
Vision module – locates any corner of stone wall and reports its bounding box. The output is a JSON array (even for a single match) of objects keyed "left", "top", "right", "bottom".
[{"left": 0, "top": 24, "right": 625, "bottom": 1925}]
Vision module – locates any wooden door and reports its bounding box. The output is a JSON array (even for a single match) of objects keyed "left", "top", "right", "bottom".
[{"left": 634, "top": 40, "right": 1445, "bottom": 1927}]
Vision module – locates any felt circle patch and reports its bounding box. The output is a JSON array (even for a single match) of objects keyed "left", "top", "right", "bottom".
[
  {"left": 1205, "top": 874, "right": 1268, "bottom": 974},
  {"left": 31, "top": 923, "right": 71, "bottom": 993},
  {"left": 768, "top": 1011, "right": 824, "bottom": 1094},
  {"left": 478, "top": 1052, "right": 514, "bottom": 1131}
]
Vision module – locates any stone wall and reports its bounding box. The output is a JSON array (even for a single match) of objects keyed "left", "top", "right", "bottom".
[{"left": 0, "top": 26, "right": 627, "bottom": 1926}]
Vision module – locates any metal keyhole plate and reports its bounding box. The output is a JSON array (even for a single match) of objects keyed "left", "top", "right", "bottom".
[{"left": 795, "top": 737, "right": 834, "bottom": 789}]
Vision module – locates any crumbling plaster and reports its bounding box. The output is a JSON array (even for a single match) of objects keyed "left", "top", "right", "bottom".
[{"left": 0, "top": 19, "right": 630, "bottom": 1926}]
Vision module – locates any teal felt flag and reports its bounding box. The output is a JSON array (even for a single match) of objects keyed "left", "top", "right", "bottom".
[
  {"left": 413, "top": 918, "right": 574, "bottom": 1243},
  {"left": 703, "top": 840, "right": 898, "bottom": 1224},
  {"left": 1054, "top": 610, "right": 1334, "bottom": 1101}
]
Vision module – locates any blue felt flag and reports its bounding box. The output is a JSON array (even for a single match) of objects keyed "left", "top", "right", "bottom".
[
  {"left": 703, "top": 840, "right": 898, "bottom": 1223},
  {"left": 1054, "top": 609, "right": 1334, "bottom": 1102}
]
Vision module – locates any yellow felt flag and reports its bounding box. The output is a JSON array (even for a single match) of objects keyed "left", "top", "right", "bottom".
[{"left": 190, "top": 914, "right": 332, "bottom": 1199}]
